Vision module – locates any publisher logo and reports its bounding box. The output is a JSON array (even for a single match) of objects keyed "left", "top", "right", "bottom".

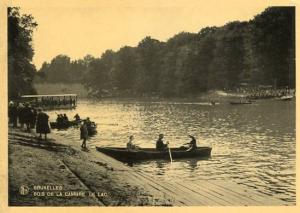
[{"left": 19, "top": 185, "right": 29, "bottom": 195}]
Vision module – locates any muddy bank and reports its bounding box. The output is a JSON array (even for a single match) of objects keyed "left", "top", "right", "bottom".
[{"left": 8, "top": 127, "right": 174, "bottom": 206}]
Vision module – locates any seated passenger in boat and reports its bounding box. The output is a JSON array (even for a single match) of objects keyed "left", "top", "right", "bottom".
[
  {"left": 126, "top": 135, "right": 140, "bottom": 151},
  {"left": 56, "top": 114, "right": 63, "bottom": 123},
  {"left": 156, "top": 134, "right": 168, "bottom": 151},
  {"left": 186, "top": 135, "right": 197, "bottom": 151},
  {"left": 63, "top": 114, "right": 69, "bottom": 122},
  {"left": 180, "top": 135, "right": 197, "bottom": 151}
]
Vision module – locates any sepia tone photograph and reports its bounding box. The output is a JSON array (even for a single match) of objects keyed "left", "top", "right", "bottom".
[{"left": 3, "top": 0, "right": 296, "bottom": 207}]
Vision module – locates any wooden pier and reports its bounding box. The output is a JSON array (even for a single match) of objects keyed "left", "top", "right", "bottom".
[{"left": 90, "top": 146, "right": 289, "bottom": 206}]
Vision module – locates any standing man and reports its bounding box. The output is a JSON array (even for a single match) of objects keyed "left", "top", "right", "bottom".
[
  {"left": 36, "top": 108, "right": 51, "bottom": 140},
  {"left": 80, "top": 120, "right": 88, "bottom": 149}
]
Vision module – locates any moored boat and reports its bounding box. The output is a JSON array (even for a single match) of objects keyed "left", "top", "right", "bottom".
[
  {"left": 50, "top": 120, "right": 79, "bottom": 129},
  {"left": 96, "top": 146, "right": 212, "bottom": 161},
  {"left": 50, "top": 120, "right": 97, "bottom": 135},
  {"left": 230, "top": 101, "right": 252, "bottom": 105},
  {"left": 280, "top": 95, "right": 293, "bottom": 101}
]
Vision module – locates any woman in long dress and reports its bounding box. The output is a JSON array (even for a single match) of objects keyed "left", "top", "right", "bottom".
[{"left": 36, "top": 108, "right": 51, "bottom": 140}]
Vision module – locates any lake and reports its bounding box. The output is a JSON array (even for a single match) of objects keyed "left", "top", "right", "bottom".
[{"left": 47, "top": 99, "right": 295, "bottom": 204}]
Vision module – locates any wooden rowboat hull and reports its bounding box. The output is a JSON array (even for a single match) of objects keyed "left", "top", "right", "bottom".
[
  {"left": 50, "top": 120, "right": 79, "bottom": 129},
  {"left": 96, "top": 147, "right": 212, "bottom": 161},
  {"left": 50, "top": 120, "right": 97, "bottom": 135}
]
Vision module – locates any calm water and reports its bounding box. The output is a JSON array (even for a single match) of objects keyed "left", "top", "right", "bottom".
[{"left": 47, "top": 99, "right": 296, "bottom": 203}]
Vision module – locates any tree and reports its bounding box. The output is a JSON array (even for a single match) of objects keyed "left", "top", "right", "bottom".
[
  {"left": 38, "top": 7, "right": 295, "bottom": 97},
  {"left": 136, "top": 36, "right": 165, "bottom": 94},
  {"left": 113, "top": 46, "right": 138, "bottom": 91},
  {"left": 8, "top": 7, "right": 38, "bottom": 99},
  {"left": 249, "top": 7, "right": 295, "bottom": 88}
]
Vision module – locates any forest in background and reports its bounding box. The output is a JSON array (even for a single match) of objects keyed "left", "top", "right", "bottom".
[{"left": 8, "top": 7, "right": 295, "bottom": 99}]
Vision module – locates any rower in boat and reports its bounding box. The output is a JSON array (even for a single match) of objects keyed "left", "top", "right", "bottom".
[
  {"left": 126, "top": 135, "right": 140, "bottom": 151},
  {"left": 86, "top": 117, "right": 92, "bottom": 128},
  {"left": 156, "top": 134, "right": 169, "bottom": 151},
  {"left": 74, "top": 113, "right": 81, "bottom": 122}
]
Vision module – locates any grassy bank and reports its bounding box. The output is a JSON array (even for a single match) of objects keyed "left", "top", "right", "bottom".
[{"left": 8, "top": 127, "right": 174, "bottom": 206}]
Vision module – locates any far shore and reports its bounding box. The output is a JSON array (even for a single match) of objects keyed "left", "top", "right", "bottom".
[{"left": 33, "top": 82, "right": 294, "bottom": 103}]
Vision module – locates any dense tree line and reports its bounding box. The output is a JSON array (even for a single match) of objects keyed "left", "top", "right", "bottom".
[
  {"left": 8, "top": 7, "right": 38, "bottom": 99},
  {"left": 37, "top": 7, "right": 295, "bottom": 98}
]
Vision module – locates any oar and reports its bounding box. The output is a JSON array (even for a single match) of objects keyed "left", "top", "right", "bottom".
[{"left": 167, "top": 142, "right": 173, "bottom": 162}]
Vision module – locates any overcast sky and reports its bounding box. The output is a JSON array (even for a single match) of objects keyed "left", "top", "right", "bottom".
[{"left": 14, "top": 0, "right": 285, "bottom": 69}]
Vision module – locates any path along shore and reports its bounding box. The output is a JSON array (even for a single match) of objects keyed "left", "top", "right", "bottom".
[{"left": 8, "top": 127, "right": 174, "bottom": 206}]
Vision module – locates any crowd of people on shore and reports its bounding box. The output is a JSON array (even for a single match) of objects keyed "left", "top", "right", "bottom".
[
  {"left": 234, "top": 87, "right": 295, "bottom": 99},
  {"left": 8, "top": 100, "right": 95, "bottom": 148},
  {"left": 8, "top": 101, "right": 51, "bottom": 140}
]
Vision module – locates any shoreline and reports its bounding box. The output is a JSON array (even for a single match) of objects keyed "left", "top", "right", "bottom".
[
  {"left": 8, "top": 127, "right": 174, "bottom": 206},
  {"left": 33, "top": 82, "right": 295, "bottom": 102}
]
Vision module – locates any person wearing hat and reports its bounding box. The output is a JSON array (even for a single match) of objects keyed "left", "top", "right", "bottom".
[
  {"left": 36, "top": 108, "right": 51, "bottom": 140},
  {"left": 156, "top": 134, "right": 168, "bottom": 151}
]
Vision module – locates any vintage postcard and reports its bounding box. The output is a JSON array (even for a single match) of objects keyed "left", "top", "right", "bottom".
[{"left": 0, "top": 0, "right": 298, "bottom": 211}]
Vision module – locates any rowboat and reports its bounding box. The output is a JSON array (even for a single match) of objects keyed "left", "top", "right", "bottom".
[
  {"left": 50, "top": 120, "right": 79, "bottom": 129},
  {"left": 96, "top": 146, "right": 212, "bottom": 161},
  {"left": 50, "top": 120, "right": 97, "bottom": 135},
  {"left": 230, "top": 101, "right": 252, "bottom": 105},
  {"left": 280, "top": 95, "right": 293, "bottom": 101}
]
